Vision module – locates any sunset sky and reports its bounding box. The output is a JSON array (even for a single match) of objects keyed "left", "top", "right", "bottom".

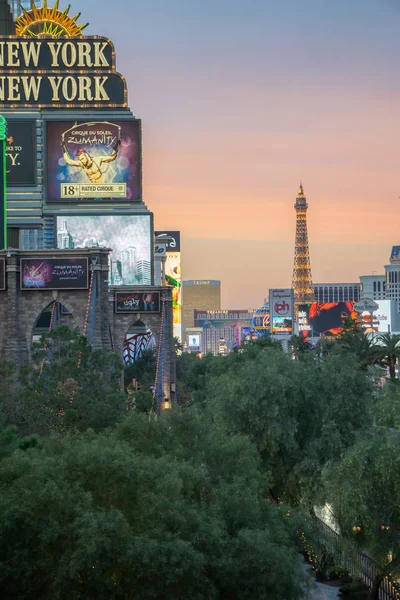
[{"left": 71, "top": 0, "right": 400, "bottom": 308}]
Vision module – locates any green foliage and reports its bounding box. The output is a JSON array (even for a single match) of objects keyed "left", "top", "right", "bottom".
[
  {"left": 322, "top": 432, "right": 400, "bottom": 578},
  {"left": 123, "top": 348, "right": 156, "bottom": 392},
  {"left": 0, "top": 326, "right": 125, "bottom": 436},
  {"left": 325, "top": 564, "right": 348, "bottom": 581},
  {"left": 375, "top": 381, "right": 400, "bottom": 429},
  {"left": 0, "top": 410, "right": 305, "bottom": 599},
  {"left": 197, "top": 346, "right": 374, "bottom": 503}
]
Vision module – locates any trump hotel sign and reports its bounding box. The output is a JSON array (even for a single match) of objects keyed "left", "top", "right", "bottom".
[{"left": 0, "top": 37, "right": 127, "bottom": 108}]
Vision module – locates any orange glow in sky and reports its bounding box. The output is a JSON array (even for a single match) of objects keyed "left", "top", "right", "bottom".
[{"left": 71, "top": 0, "right": 400, "bottom": 307}]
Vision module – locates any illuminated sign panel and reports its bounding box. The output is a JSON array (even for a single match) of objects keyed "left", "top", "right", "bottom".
[
  {"left": 21, "top": 257, "right": 88, "bottom": 290},
  {"left": 298, "top": 303, "right": 356, "bottom": 337},
  {"left": 115, "top": 291, "right": 160, "bottom": 313},
  {"left": 56, "top": 215, "right": 152, "bottom": 286},
  {"left": 269, "top": 289, "right": 294, "bottom": 336},
  {"left": 47, "top": 120, "right": 141, "bottom": 203},
  {"left": 6, "top": 120, "right": 36, "bottom": 185},
  {"left": 155, "top": 231, "right": 182, "bottom": 341},
  {"left": 0, "top": 37, "right": 127, "bottom": 108}
]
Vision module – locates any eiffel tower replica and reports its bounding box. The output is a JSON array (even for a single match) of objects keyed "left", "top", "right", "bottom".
[{"left": 292, "top": 183, "right": 314, "bottom": 311}]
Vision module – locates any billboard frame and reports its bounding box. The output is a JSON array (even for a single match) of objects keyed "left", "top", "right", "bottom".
[
  {"left": 53, "top": 212, "right": 154, "bottom": 287},
  {"left": 115, "top": 290, "right": 161, "bottom": 314},
  {"left": 44, "top": 118, "right": 143, "bottom": 204},
  {"left": 20, "top": 256, "right": 89, "bottom": 291}
]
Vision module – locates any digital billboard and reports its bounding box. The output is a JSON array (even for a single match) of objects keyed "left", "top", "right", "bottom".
[
  {"left": 155, "top": 231, "right": 181, "bottom": 341},
  {"left": 115, "top": 291, "right": 160, "bottom": 313},
  {"left": 360, "top": 300, "right": 391, "bottom": 333},
  {"left": 189, "top": 334, "right": 201, "bottom": 348},
  {"left": 298, "top": 302, "right": 356, "bottom": 337},
  {"left": 47, "top": 120, "right": 141, "bottom": 202},
  {"left": 6, "top": 120, "right": 36, "bottom": 185},
  {"left": 56, "top": 215, "right": 152, "bottom": 286},
  {"left": 186, "top": 328, "right": 202, "bottom": 352},
  {"left": 269, "top": 289, "right": 294, "bottom": 336},
  {"left": 21, "top": 257, "right": 88, "bottom": 290},
  {"left": 272, "top": 316, "right": 293, "bottom": 334}
]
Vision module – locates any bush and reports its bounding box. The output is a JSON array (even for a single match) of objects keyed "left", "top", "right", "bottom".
[
  {"left": 339, "top": 578, "right": 369, "bottom": 599},
  {"left": 326, "top": 564, "right": 348, "bottom": 581}
]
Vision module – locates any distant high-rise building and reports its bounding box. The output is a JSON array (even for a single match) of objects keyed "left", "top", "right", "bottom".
[
  {"left": 110, "top": 260, "right": 123, "bottom": 286},
  {"left": 313, "top": 283, "right": 360, "bottom": 303},
  {"left": 385, "top": 247, "right": 400, "bottom": 311},
  {"left": 57, "top": 219, "right": 74, "bottom": 250},
  {"left": 137, "top": 259, "right": 151, "bottom": 285},
  {"left": 359, "top": 275, "right": 386, "bottom": 301},
  {"left": 182, "top": 280, "right": 221, "bottom": 340},
  {"left": 292, "top": 183, "right": 314, "bottom": 310},
  {"left": 0, "top": 0, "right": 15, "bottom": 34},
  {"left": 11, "top": 0, "right": 38, "bottom": 18},
  {"left": 121, "top": 246, "right": 136, "bottom": 282}
]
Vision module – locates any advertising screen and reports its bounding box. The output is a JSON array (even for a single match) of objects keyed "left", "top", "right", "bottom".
[
  {"left": 360, "top": 300, "right": 391, "bottom": 333},
  {"left": 189, "top": 334, "right": 200, "bottom": 348},
  {"left": 21, "top": 257, "right": 88, "bottom": 290},
  {"left": 298, "top": 302, "right": 356, "bottom": 337},
  {"left": 272, "top": 316, "right": 293, "bottom": 334},
  {"left": 155, "top": 231, "right": 181, "bottom": 341},
  {"left": 115, "top": 291, "right": 160, "bottom": 313},
  {"left": 47, "top": 120, "right": 141, "bottom": 202},
  {"left": 6, "top": 120, "right": 36, "bottom": 185},
  {"left": 56, "top": 215, "right": 152, "bottom": 286},
  {"left": 269, "top": 289, "right": 294, "bottom": 335}
]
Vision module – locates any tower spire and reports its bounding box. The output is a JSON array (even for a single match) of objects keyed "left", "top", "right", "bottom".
[{"left": 292, "top": 183, "right": 314, "bottom": 310}]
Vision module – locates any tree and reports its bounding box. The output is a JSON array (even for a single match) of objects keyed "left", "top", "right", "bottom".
[
  {"left": 336, "top": 328, "right": 380, "bottom": 371},
  {"left": 375, "top": 333, "right": 400, "bottom": 381},
  {"left": 0, "top": 410, "right": 306, "bottom": 599},
  {"left": 289, "top": 334, "right": 311, "bottom": 360},
  {"left": 197, "top": 346, "right": 374, "bottom": 504},
  {"left": 1, "top": 326, "right": 125, "bottom": 436},
  {"left": 321, "top": 432, "right": 400, "bottom": 599}
]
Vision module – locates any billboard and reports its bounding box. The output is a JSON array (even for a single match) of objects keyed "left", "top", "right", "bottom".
[
  {"left": 269, "top": 289, "right": 294, "bottom": 336},
  {"left": 21, "top": 257, "right": 88, "bottom": 290},
  {"left": 6, "top": 120, "right": 36, "bottom": 185},
  {"left": 272, "top": 316, "right": 293, "bottom": 334},
  {"left": 56, "top": 215, "right": 152, "bottom": 286},
  {"left": 46, "top": 120, "right": 141, "bottom": 202},
  {"left": 188, "top": 334, "right": 201, "bottom": 348},
  {"left": 298, "top": 302, "right": 356, "bottom": 337},
  {"left": 186, "top": 328, "right": 202, "bottom": 352},
  {"left": 360, "top": 300, "right": 391, "bottom": 333},
  {"left": 155, "top": 231, "right": 181, "bottom": 341},
  {"left": 115, "top": 291, "right": 160, "bottom": 313}
]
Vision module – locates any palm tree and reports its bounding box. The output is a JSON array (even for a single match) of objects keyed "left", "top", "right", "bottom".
[
  {"left": 375, "top": 333, "right": 400, "bottom": 380},
  {"left": 337, "top": 330, "right": 380, "bottom": 370},
  {"left": 289, "top": 334, "right": 311, "bottom": 360}
]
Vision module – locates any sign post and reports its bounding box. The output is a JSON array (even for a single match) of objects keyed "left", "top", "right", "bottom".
[{"left": 0, "top": 115, "right": 7, "bottom": 250}]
